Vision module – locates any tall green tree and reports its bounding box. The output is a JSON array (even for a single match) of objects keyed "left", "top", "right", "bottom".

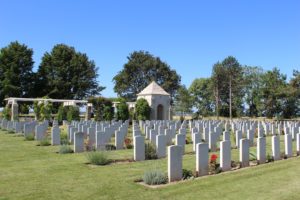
[
  {"left": 88, "top": 97, "right": 113, "bottom": 121},
  {"left": 189, "top": 78, "right": 214, "bottom": 117},
  {"left": 37, "top": 44, "right": 104, "bottom": 99},
  {"left": 0, "top": 41, "right": 35, "bottom": 106},
  {"left": 282, "top": 70, "right": 300, "bottom": 118},
  {"left": 135, "top": 98, "right": 151, "bottom": 120},
  {"left": 57, "top": 105, "right": 68, "bottom": 122},
  {"left": 222, "top": 56, "right": 244, "bottom": 119},
  {"left": 103, "top": 105, "right": 114, "bottom": 121},
  {"left": 113, "top": 51, "right": 181, "bottom": 101},
  {"left": 211, "top": 62, "right": 227, "bottom": 118},
  {"left": 243, "top": 66, "right": 264, "bottom": 117},
  {"left": 261, "top": 68, "right": 287, "bottom": 118},
  {"left": 67, "top": 106, "right": 80, "bottom": 122},
  {"left": 174, "top": 85, "right": 193, "bottom": 119},
  {"left": 116, "top": 100, "right": 129, "bottom": 121}
]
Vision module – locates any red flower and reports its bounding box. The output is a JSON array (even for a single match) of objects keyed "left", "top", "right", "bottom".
[
  {"left": 210, "top": 154, "right": 218, "bottom": 163},
  {"left": 124, "top": 138, "right": 131, "bottom": 145}
]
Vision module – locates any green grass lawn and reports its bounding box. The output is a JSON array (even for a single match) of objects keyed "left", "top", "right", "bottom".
[{"left": 1, "top": 129, "right": 300, "bottom": 200}]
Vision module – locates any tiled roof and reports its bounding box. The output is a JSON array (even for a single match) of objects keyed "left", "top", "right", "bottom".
[{"left": 137, "top": 81, "right": 170, "bottom": 96}]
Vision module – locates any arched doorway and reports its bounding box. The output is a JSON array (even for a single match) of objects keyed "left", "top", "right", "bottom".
[{"left": 157, "top": 104, "right": 164, "bottom": 120}]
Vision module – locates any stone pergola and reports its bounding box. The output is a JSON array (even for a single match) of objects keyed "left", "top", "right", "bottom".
[{"left": 4, "top": 97, "right": 92, "bottom": 121}]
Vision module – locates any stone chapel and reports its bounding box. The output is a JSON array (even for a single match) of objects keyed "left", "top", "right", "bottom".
[{"left": 136, "top": 81, "right": 171, "bottom": 120}]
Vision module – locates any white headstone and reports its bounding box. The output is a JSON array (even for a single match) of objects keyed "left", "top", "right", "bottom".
[
  {"left": 240, "top": 139, "right": 249, "bottom": 167},
  {"left": 285, "top": 134, "right": 292, "bottom": 158},
  {"left": 150, "top": 129, "right": 157, "bottom": 145},
  {"left": 257, "top": 137, "right": 266, "bottom": 164},
  {"left": 165, "top": 129, "right": 173, "bottom": 145},
  {"left": 220, "top": 140, "right": 231, "bottom": 171},
  {"left": 272, "top": 135, "right": 280, "bottom": 161},
  {"left": 247, "top": 130, "right": 254, "bottom": 146},
  {"left": 96, "top": 131, "right": 106, "bottom": 150},
  {"left": 88, "top": 127, "right": 96, "bottom": 147},
  {"left": 168, "top": 145, "right": 182, "bottom": 182},
  {"left": 35, "top": 125, "right": 46, "bottom": 141},
  {"left": 196, "top": 143, "right": 209, "bottom": 176},
  {"left": 115, "top": 131, "right": 123, "bottom": 150},
  {"left": 223, "top": 131, "right": 230, "bottom": 141},
  {"left": 193, "top": 133, "right": 201, "bottom": 152},
  {"left": 235, "top": 130, "right": 242, "bottom": 148},
  {"left": 51, "top": 126, "right": 60, "bottom": 145},
  {"left": 74, "top": 132, "right": 84, "bottom": 153},
  {"left": 134, "top": 136, "right": 145, "bottom": 161},
  {"left": 175, "top": 134, "right": 185, "bottom": 154},
  {"left": 209, "top": 132, "right": 217, "bottom": 152},
  {"left": 296, "top": 133, "right": 300, "bottom": 155},
  {"left": 156, "top": 135, "right": 166, "bottom": 158}
]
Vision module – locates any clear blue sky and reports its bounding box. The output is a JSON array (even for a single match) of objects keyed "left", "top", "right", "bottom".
[{"left": 1, "top": 0, "right": 299, "bottom": 98}]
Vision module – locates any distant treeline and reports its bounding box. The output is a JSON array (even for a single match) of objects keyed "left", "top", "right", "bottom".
[
  {"left": 0, "top": 41, "right": 299, "bottom": 119},
  {"left": 187, "top": 57, "right": 299, "bottom": 119}
]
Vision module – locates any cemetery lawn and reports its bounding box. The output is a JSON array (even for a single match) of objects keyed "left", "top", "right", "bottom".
[{"left": 1, "top": 130, "right": 300, "bottom": 200}]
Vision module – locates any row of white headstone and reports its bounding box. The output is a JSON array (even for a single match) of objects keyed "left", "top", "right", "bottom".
[
  {"left": 132, "top": 120, "right": 300, "bottom": 183},
  {"left": 68, "top": 120, "right": 129, "bottom": 152},
  {"left": 0, "top": 118, "right": 130, "bottom": 152},
  {"left": 0, "top": 118, "right": 62, "bottom": 145},
  {"left": 167, "top": 132, "right": 300, "bottom": 183}
]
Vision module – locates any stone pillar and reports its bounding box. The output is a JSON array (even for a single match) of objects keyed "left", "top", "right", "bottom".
[
  {"left": 272, "top": 135, "right": 280, "bottom": 161},
  {"left": 285, "top": 134, "right": 292, "bottom": 158},
  {"left": 11, "top": 102, "right": 19, "bottom": 121},
  {"left": 168, "top": 145, "right": 182, "bottom": 182},
  {"left": 156, "top": 135, "right": 166, "bottom": 158},
  {"left": 220, "top": 140, "right": 231, "bottom": 171},
  {"left": 239, "top": 139, "right": 249, "bottom": 167},
  {"left": 196, "top": 143, "right": 209, "bottom": 176},
  {"left": 74, "top": 132, "right": 84, "bottom": 153},
  {"left": 51, "top": 126, "right": 60, "bottom": 145},
  {"left": 257, "top": 137, "right": 266, "bottom": 164},
  {"left": 85, "top": 103, "right": 92, "bottom": 121},
  {"left": 134, "top": 136, "right": 145, "bottom": 161}
]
